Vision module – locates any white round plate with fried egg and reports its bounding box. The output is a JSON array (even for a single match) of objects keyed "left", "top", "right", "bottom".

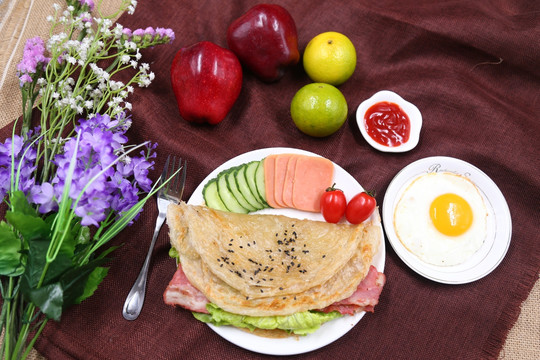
[{"left": 382, "top": 156, "right": 511, "bottom": 284}]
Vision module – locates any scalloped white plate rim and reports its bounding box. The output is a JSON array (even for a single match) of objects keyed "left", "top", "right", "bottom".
[
  {"left": 188, "top": 147, "right": 386, "bottom": 356},
  {"left": 382, "top": 156, "right": 511, "bottom": 284}
]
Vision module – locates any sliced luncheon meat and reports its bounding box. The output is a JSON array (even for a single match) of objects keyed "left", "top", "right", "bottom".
[
  {"left": 282, "top": 155, "right": 299, "bottom": 207},
  {"left": 292, "top": 155, "right": 334, "bottom": 212},
  {"left": 273, "top": 154, "right": 292, "bottom": 208}
]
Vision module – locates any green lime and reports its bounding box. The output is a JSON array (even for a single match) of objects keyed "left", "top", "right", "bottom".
[{"left": 290, "top": 83, "right": 348, "bottom": 137}]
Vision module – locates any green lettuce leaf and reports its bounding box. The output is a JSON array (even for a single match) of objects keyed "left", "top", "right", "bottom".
[{"left": 193, "top": 303, "right": 342, "bottom": 335}]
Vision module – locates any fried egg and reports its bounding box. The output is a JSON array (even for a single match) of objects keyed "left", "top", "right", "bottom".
[{"left": 393, "top": 172, "right": 487, "bottom": 266}]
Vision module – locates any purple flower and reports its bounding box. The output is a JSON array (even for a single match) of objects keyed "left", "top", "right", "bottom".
[
  {"left": 16, "top": 37, "right": 50, "bottom": 86},
  {"left": 132, "top": 28, "right": 145, "bottom": 38},
  {"left": 155, "top": 28, "right": 175, "bottom": 43},
  {"left": 2, "top": 113, "right": 156, "bottom": 228},
  {"left": 144, "top": 27, "right": 155, "bottom": 37},
  {"left": 122, "top": 28, "right": 133, "bottom": 41},
  {"left": 130, "top": 27, "right": 175, "bottom": 46},
  {"left": 79, "top": 0, "right": 95, "bottom": 11},
  {"left": 0, "top": 131, "right": 38, "bottom": 198},
  {"left": 30, "top": 182, "right": 57, "bottom": 213},
  {"left": 28, "top": 113, "right": 156, "bottom": 227}
]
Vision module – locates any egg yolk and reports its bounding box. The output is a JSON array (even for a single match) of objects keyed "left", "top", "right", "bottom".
[{"left": 429, "top": 193, "right": 473, "bottom": 236}]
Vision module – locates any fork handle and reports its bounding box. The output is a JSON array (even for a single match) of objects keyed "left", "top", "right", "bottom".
[{"left": 122, "top": 214, "right": 166, "bottom": 320}]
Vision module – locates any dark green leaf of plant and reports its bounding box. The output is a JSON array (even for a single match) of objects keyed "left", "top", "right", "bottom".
[
  {"left": 22, "top": 239, "right": 72, "bottom": 289},
  {"left": 0, "top": 222, "right": 24, "bottom": 276},
  {"left": 75, "top": 266, "right": 109, "bottom": 304},
  {"left": 59, "top": 257, "right": 109, "bottom": 309},
  {"left": 26, "top": 283, "right": 64, "bottom": 321}
]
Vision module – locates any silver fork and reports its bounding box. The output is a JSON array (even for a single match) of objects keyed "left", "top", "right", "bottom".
[{"left": 122, "top": 155, "right": 187, "bottom": 320}]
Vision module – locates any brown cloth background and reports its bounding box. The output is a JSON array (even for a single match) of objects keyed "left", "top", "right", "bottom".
[{"left": 0, "top": 0, "right": 539, "bottom": 359}]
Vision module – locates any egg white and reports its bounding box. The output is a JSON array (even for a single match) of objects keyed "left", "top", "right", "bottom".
[{"left": 393, "top": 172, "right": 488, "bottom": 266}]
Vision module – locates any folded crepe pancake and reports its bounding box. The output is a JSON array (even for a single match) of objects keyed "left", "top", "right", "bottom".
[{"left": 166, "top": 202, "right": 381, "bottom": 317}]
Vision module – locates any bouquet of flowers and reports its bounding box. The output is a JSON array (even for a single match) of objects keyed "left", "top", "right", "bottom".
[{"left": 0, "top": 1, "right": 175, "bottom": 358}]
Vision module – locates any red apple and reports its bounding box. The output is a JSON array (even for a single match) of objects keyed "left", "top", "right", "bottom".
[
  {"left": 227, "top": 4, "right": 300, "bottom": 82},
  {"left": 170, "top": 41, "right": 242, "bottom": 125}
]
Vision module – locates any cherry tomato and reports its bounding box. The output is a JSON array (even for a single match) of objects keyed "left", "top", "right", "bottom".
[
  {"left": 345, "top": 191, "right": 377, "bottom": 224},
  {"left": 320, "top": 184, "right": 347, "bottom": 223}
]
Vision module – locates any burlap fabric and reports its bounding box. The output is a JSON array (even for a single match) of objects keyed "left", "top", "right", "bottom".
[{"left": 0, "top": 0, "right": 539, "bottom": 359}]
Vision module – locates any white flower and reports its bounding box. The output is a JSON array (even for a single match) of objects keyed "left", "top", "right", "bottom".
[
  {"left": 140, "top": 63, "right": 149, "bottom": 72},
  {"left": 85, "top": 100, "right": 93, "bottom": 109},
  {"left": 114, "top": 24, "right": 124, "bottom": 38},
  {"left": 127, "top": 86, "right": 134, "bottom": 93},
  {"left": 53, "top": 3, "right": 61, "bottom": 11},
  {"left": 130, "top": 60, "right": 137, "bottom": 69},
  {"left": 125, "top": 102, "right": 132, "bottom": 111},
  {"left": 110, "top": 80, "right": 124, "bottom": 91},
  {"left": 120, "top": 55, "right": 130, "bottom": 64},
  {"left": 92, "top": 89, "right": 102, "bottom": 98}
]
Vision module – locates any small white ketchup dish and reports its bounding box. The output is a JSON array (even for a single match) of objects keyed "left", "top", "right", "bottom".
[{"left": 356, "top": 90, "right": 422, "bottom": 152}]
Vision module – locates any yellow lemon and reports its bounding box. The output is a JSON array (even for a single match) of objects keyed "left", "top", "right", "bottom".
[
  {"left": 291, "top": 83, "right": 348, "bottom": 137},
  {"left": 303, "top": 32, "right": 357, "bottom": 86}
]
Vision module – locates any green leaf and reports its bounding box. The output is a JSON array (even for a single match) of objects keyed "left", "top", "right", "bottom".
[
  {"left": 21, "top": 258, "right": 109, "bottom": 321},
  {"left": 0, "top": 222, "right": 24, "bottom": 276},
  {"left": 9, "top": 190, "right": 37, "bottom": 216},
  {"left": 74, "top": 266, "right": 109, "bottom": 304},
  {"left": 26, "top": 283, "right": 64, "bottom": 321},
  {"left": 22, "top": 238, "right": 72, "bottom": 290},
  {"left": 59, "top": 258, "right": 109, "bottom": 309},
  {"left": 58, "top": 217, "right": 83, "bottom": 258},
  {"left": 5, "top": 211, "right": 49, "bottom": 242},
  {"left": 75, "top": 225, "right": 91, "bottom": 245}
]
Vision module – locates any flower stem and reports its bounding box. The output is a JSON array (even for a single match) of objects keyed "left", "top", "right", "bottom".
[
  {"left": 10, "top": 304, "right": 36, "bottom": 360},
  {"left": 20, "top": 318, "right": 48, "bottom": 360}
]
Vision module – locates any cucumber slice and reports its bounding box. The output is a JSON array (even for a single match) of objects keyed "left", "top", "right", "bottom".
[
  {"left": 202, "top": 179, "right": 228, "bottom": 212},
  {"left": 245, "top": 161, "right": 266, "bottom": 206},
  {"left": 217, "top": 170, "right": 249, "bottom": 214},
  {"left": 254, "top": 159, "right": 268, "bottom": 205},
  {"left": 236, "top": 165, "right": 264, "bottom": 210},
  {"left": 227, "top": 167, "right": 257, "bottom": 212}
]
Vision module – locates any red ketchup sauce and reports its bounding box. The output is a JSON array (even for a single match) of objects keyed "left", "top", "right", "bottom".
[{"left": 364, "top": 101, "right": 410, "bottom": 147}]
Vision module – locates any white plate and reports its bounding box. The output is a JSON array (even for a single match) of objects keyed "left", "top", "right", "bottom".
[
  {"left": 382, "top": 156, "right": 511, "bottom": 284},
  {"left": 188, "top": 147, "right": 386, "bottom": 355}
]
